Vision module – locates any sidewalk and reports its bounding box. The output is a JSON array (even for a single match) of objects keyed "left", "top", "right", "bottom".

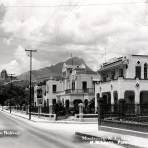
[
  {"left": 75, "top": 125, "right": 148, "bottom": 148},
  {"left": 2, "top": 109, "right": 50, "bottom": 122},
  {"left": 2, "top": 109, "right": 97, "bottom": 124}
]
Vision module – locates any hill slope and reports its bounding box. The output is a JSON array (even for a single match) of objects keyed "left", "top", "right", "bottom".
[{"left": 17, "top": 57, "right": 95, "bottom": 81}]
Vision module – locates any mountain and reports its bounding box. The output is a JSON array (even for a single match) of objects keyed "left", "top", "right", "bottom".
[{"left": 17, "top": 57, "right": 95, "bottom": 82}]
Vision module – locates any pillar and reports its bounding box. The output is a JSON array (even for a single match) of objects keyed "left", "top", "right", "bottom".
[
  {"left": 111, "top": 91, "right": 114, "bottom": 112},
  {"left": 100, "top": 92, "right": 102, "bottom": 98},
  {"left": 26, "top": 105, "right": 29, "bottom": 115},
  {"left": 95, "top": 93, "right": 99, "bottom": 113},
  {"left": 49, "top": 105, "right": 53, "bottom": 114},
  {"left": 69, "top": 100, "right": 73, "bottom": 108},
  {"left": 38, "top": 105, "right": 42, "bottom": 117},
  {"left": 98, "top": 97, "right": 103, "bottom": 126},
  {"left": 135, "top": 89, "right": 140, "bottom": 114},
  {"left": 78, "top": 103, "right": 83, "bottom": 121}
]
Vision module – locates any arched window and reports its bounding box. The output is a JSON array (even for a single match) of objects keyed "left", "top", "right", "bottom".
[
  {"left": 144, "top": 63, "right": 147, "bottom": 79},
  {"left": 135, "top": 61, "right": 141, "bottom": 79}
]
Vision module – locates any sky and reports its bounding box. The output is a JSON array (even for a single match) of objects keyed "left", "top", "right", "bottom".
[{"left": 0, "top": 0, "right": 148, "bottom": 75}]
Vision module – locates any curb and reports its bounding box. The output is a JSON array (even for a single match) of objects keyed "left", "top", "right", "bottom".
[{"left": 1, "top": 110, "right": 37, "bottom": 123}]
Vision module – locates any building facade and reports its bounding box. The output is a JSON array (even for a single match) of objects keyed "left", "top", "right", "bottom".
[
  {"left": 34, "top": 83, "right": 46, "bottom": 107},
  {"left": 45, "top": 79, "right": 63, "bottom": 106},
  {"left": 57, "top": 63, "right": 97, "bottom": 108},
  {"left": 95, "top": 55, "right": 148, "bottom": 114},
  {"left": 34, "top": 63, "right": 97, "bottom": 110}
]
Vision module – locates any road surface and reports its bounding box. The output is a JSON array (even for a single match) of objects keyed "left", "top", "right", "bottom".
[{"left": 0, "top": 111, "right": 122, "bottom": 148}]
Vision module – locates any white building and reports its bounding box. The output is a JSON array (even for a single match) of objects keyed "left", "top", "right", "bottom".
[
  {"left": 57, "top": 63, "right": 97, "bottom": 109},
  {"left": 34, "top": 62, "right": 97, "bottom": 111},
  {"left": 95, "top": 55, "right": 148, "bottom": 114},
  {"left": 45, "top": 79, "right": 63, "bottom": 106},
  {"left": 34, "top": 83, "right": 46, "bottom": 107}
]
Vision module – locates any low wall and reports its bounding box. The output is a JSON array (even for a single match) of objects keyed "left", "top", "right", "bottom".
[
  {"left": 31, "top": 112, "right": 56, "bottom": 120},
  {"left": 102, "top": 119, "right": 148, "bottom": 133}
]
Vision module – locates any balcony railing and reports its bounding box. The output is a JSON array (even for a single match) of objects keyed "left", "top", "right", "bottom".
[{"left": 65, "top": 88, "right": 94, "bottom": 94}]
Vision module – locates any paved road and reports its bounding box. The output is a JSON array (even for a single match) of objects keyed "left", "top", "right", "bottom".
[{"left": 0, "top": 111, "right": 120, "bottom": 148}]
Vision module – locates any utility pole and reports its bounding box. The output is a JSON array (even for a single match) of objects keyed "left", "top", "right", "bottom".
[
  {"left": 9, "top": 73, "right": 15, "bottom": 114},
  {"left": 25, "top": 49, "right": 37, "bottom": 120}
]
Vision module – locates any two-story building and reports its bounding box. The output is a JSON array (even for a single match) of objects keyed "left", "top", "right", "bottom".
[
  {"left": 57, "top": 63, "right": 97, "bottom": 109},
  {"left": 95, "top": 55, "right": 148, "bottom": 114},
  {"left": 34, "top": 62, "right": 97, "bottom": 111},
  {"left": 34, "top": 82, "right": 46, "bottom": 107},
  {"left": 45, "top": 78, "right": 63, "bottom": 106}
]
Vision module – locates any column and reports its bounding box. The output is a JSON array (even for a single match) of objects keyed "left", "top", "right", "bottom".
[
  {"left": 49, "top": 105, "right": 53, "bottom": 114},
  {"left": 38, "top": 105, "right": 42, "bottom": 118},
  {"left": 49, "top": 98, "right": 53, "bottom": 115},
  {"left": 111, "top": 91, "right": 114, "bottom": 112},
  {"left": 95, "top": 83, "right": 101, "bottom": 113},
  {"left": 118, "top": 77, "right": 124, "bottom": 100},
  {"left": 94, "top": 82, "right": 97, "bottom": 113},
  {"left": 69, "top": 100, "right": 73, "bottom": 108},
  {"left": 118, "top": 89, "right": 125, "bottom": 119},
  {"left": 135, "top": 89, "right": 140, "bottom": 114},
  {"left": 95, "top": 92, "right": 98, "bottom": 113},
  {"left": 79, "top": 103, "right": 83, "bottom": 121}
]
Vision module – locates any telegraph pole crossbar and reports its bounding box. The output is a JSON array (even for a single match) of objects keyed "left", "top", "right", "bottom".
[{"left": 25, "top": 49, "right": 37, "bottom": 120}]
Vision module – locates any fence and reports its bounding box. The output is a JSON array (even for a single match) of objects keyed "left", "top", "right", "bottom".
[
  {"left": 98, "top": 104, "right": 148, "bottom": 124},
  {"left": 6, "top": 106, "right": 56, "bottom": 120}
]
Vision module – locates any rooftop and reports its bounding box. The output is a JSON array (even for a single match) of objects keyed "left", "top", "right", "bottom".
[
  {"left": 99, "top": 56, "right": 128, "bottom": 72},
  {"left": 132, "top": 54, "right": 148, "bottom": 57}
]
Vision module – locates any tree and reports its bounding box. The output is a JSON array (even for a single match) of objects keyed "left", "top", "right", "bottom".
[
  {"left": 0, "top": 84, "right": 30, "bottom": 106},
  {"left": 88, "top": 98, "right": 95, "bottom": 113}
]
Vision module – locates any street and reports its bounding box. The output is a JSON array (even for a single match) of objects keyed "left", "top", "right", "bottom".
[{"left": 0, "top": 111, "right": 122, "bottom": 148}]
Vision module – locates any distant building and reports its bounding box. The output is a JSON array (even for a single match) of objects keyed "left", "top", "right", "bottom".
[
  {"left": 0, "top": 69, "right": 16, "bottom": 81},
  {"left": 34, "top": 63, "right": 97, "bottom": 110},
  {"left": 45, "top": 78, "right": 63, "bottom": 106},
  {"left": 34, "top": 82, "right": 46, "bottom": 107},
  {"left": 1, "top": 69, "right": 8, "bottom": 80},
  {"left": 95, "top": 55, "right": 148, "bottom": 114}
]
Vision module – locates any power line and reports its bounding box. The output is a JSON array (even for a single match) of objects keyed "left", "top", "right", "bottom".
[{"left": 3, "top": 1, "right": 147, "bottom": 8}]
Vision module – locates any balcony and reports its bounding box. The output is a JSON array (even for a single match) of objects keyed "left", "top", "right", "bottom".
[{"left": 65, "top": 88, "right": 94, "bottom": 94}]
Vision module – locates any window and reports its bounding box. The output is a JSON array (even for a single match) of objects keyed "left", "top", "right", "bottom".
[
  {"left": 37, "top": 89, "right": 42, "bottom": 98},
  {"left": 47, "top": 99, "right": 49, "bottom": 107},
  {"left": 135, "top": 66, "right": 141, "bottom": 79},
  {"left": 144, "top": 63, "right": 147, "bottom": 79},
  {"left": 72, "top": 81, "right": 75, "bottom": 90},
  {"left": 82, "top": 81, "right": 87, "bottom": 92},
  {"left": 52, "top": 85, "right": 57, "bottom": 93},
  {"left": 102, "top": 73, "right": 107, "bottom": 82},
  {"left": 119, "top": 68, "right": 123, "bottom": 77},
  {"left": 103, "top": 76, "right": 106, "bottom": 82},
  {"left": 52, "top": 99, "right": 56, "bottom": 105},
  {"left": 111, "top": 70, "right": 115, "bottom": 80}
]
